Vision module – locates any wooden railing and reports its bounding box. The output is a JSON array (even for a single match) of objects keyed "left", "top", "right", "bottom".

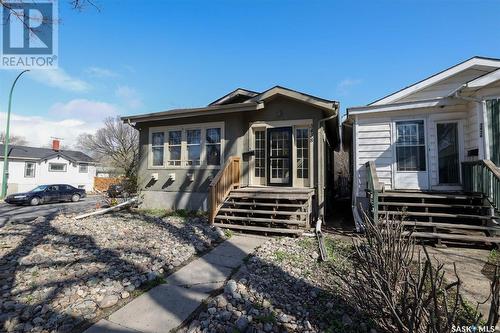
[
  {"left": 365, "top": 161, "right": 384, "bottom": 222},
  {"left": 209, "top": 156, "right": 241, "bottom": 224},
  {"left": 462, "top": 159, "right": 500, "bottom": 212}
]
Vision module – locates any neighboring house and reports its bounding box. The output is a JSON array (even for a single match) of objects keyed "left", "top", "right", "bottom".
[
  {"left": 122, "top": 86, "right": 340, "bottom": 234},
  {"left": 344, "top": 56, "right": 500, "bottom": 245},
  {"left": 0, "top": 140, "right": 96, "bottom": 194}
]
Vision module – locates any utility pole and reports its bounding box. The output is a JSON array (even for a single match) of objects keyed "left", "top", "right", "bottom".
[{"left": 1, "top": 70, "right": 30, "bottom": 198}]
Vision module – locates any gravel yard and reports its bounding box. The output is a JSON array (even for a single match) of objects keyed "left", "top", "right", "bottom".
[
  {"left": 183, "top": 235, "right": 376, "bottom": 333},
  {"left": 0, "top": 211, "right": 225, "bottom": 333}
]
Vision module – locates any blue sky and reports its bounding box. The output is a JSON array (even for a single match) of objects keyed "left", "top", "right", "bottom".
[{"left": 1, "top": 0, "right": 500, "bottom": 147}]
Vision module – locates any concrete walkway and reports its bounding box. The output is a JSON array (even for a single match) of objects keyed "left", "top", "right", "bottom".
[{"left": 84, "top": 234, "right": 268, "bottom": 333}]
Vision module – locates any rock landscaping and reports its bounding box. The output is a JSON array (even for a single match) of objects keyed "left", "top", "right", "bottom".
[
  {"left": 183, "top": 235, "right": 376, "bottom": 333},
  {"left": 0, "top": 211, "right": 225, "bottom": 333}
]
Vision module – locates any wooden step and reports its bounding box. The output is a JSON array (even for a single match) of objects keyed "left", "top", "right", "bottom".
[
  {"left": 384, "top": 221, "right": 500, "bottom": 232},
  {"left": 379, "top": 210, "right": 492, "bottom": 220},
  {"left": 379, "top": 192, "right": 482, "bottom": 200},
  {"left": 214, "top": 223, "right": 303, "bottom": 235},
  {"left": 229, "top": 192, "right": 310, "bottom": 200},
  {"left": 377, "top": 202, "right": 490, "bottom": 209},
  {"left": 218, "top": 208, "right": 308, "bottom": 216},
  {"left": 404, "top": 231, "right": 500, "bottom": 244},
  {"left": 224, "top": 201, "right": 305, "bottom": 208},
  {"left": 215, "top": 215, "right": 306, "bottom": 226}
]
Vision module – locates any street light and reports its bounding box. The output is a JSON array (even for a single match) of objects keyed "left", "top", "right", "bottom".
[{"left": 1, "top": 69, "right": 30, "bottom": 198}]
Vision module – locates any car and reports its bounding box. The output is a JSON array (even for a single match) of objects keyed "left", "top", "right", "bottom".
[{"left": 4, "top": 184, "right": 86, "bottom": 206}]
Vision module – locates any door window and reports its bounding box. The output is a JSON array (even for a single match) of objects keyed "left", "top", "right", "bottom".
[
  {"left": 437, "top": 123, "right": 459, "bottom": 184},
  {"left": 395, "top": 121, "right": 426, "bottom": 171},
  {"left": 267, "top": 127, "right": 292, "bottom": 185}
]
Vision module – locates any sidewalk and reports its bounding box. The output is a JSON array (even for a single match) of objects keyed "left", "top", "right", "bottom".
[{"left": 84, "top": 234, "right": 268, "bottom": 333}]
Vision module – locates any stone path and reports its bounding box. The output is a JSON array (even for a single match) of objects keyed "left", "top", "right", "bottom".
[{"left": 84, "top": 235, "right": 268, "bottom": 333}]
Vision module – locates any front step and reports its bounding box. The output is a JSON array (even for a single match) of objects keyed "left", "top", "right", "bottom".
[
  {"left": 377, "top": 190, "right": 500, "bottom": 247},
  {"left": 214, "top": 187, "right": 313, "bottom": 235}
]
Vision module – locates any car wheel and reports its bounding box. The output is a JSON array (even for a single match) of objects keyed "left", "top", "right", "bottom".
[
  {"left": 30, "top": 197, "right": 40, "bottom": 206},
  {"left": 71, "top": 194, "right": 80, "bottom": 202}
]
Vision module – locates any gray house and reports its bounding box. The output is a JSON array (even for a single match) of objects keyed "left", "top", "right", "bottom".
[{"left": 122, "top": 86, "right": 340, "bottom": 234}]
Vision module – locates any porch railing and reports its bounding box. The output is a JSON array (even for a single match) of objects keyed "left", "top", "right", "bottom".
[
  {"left": 462, "top": 159, "right": 500, "bottom": 212},
  {"left": 209, "top": 156, "right": 241, "bottom": 224},
  {"left": 365, "top": 161, "right": 384, "bottom": 222}
]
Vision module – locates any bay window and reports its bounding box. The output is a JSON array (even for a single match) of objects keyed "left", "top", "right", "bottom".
[{"left": 151, "top": 123, "right": 223, "bottom": 168}]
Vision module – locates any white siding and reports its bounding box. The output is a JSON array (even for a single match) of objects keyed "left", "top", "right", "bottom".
[
  {"left": 463, "top": 101, "right": 480, "bottom": 161},
  {"left": 0, "top": 156, "right": 96, "bottom": 194},
  {"left": 354, "top": 117, "right": 393, "bottom": 195}
]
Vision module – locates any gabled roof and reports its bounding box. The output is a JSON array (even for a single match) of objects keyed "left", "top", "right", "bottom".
[
  {"left": 209, "top": 88, "right": 259, "bottom": 106},
  {"left": 0, "top": 145, "right": 94, "bottom": 163},
  {"left": 122, "top": 85, "right": 338, "bottom": 124},
  {"left": 370, "top": 56, "right": 500, "bottom": 106}
]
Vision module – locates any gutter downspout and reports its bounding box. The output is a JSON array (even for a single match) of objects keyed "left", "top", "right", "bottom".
[{"left": 316, "top": 105, "right": 338, "bottom": 221}]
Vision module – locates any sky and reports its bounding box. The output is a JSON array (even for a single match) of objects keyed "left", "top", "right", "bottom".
[{"left": 0, "top": 0, "right": 500, "bottom": 148}]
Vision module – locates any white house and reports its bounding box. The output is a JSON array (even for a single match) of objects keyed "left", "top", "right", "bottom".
[
  {"left": 0, "top": 140, "right": 96, "bottom": 194},
  {"left": 344, "top": 56, "right": 500, "bottom": 244}
]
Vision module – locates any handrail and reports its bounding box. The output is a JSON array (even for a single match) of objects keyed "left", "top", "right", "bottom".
[
  {"left": 209, "top": 156, "right": 241, "bottom": 224},
  {"left": 365, "top": 161, "right": 383, "bottom": 222},
  {"left": 462, "top": 159, "right": 500, "bottom": 211}
]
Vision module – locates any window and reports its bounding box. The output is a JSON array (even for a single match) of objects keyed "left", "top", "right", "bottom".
[
  {"left": 186, "top": 129, "right": 201, "bottom": 166},
  {"left": 167, "top": 130, "right": 182, "bottom": 166},
  {"left": 296, "top": 128, "right": 309, "bottom": 178},
  {"left": 254, "top": 130, "right": 265, "bottom": 178},
  {"left": 24, "top": 162, "right": 35, "bottom": 178},
  {"left": 396, "top": 121, "right": 426, "bottom": 171},
  {"left": 49, "top": 163, "right": 67, "bottom": 172},
  {"left": 150, "top": 124, "right": 223, "bottom": 168},
  {"left": 206, "top": 128, "right": 221, "bottom": 166},
  {"left": 152, "top": 132, "right": 165, "bottom": 166},
  {"left": 79, "top": 163, "right": 88, "bottom": 173}
]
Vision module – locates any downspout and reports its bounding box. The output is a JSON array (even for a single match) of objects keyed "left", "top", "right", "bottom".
[{"left": 316, "top": 105, "right": 338, "bottom": 221}]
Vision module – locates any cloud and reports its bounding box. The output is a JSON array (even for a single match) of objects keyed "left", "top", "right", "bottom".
[
  {"left": 0, "top": 112, "right": 100, "bottom": 148},
  {"left": 29, "top": 68, "right": 91, "bottom": 92},
  {"left": 115, "top": 85, "right": 143, "bottom": 109},
  {"left": 86, "top": 66, "right": 118, "bottom": 78},
  {"left": 49, "top": 99, "right": 119, "bottom": 122},
  {"left": 336, "top": 78, "right": 362, "bottom": 96}
]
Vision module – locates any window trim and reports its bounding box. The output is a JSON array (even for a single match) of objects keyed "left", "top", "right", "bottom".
[
  {"left": 24, "top": 162, "right": 36, "bottom": 178},
  {"left": 79, "top": 163, "right": 89, "bottom": 173},
  {"left": 48, "top": 162, "right": 67, "bottom": 172},
  {"left": 148, "top": 121, "right": 224, "bottom": 169},
  {"left": 151, "top": 131, "right": 166, "bottom": 167},
  {"left": 394, "top": 119, "right": 427, "bottom": 173}
]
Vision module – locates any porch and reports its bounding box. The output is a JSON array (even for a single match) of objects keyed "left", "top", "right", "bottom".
[
  {"left": 365, "top": 160, "right": 500, "bottom": 247},
  {"left": 209, "top": 157, "right": 315, "bottom": 235}
]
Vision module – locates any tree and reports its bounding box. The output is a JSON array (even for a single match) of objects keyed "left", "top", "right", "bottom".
[
  {"left": 0, "top": 132, "right": 28, "bottom": 146},
  {"left": 77, "top": 117, "right": 139, "bottom": 181}
]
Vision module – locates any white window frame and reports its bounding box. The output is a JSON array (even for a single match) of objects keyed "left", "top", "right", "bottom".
[
  {"left": 49, "top": 162, "right": 67, "bottom": 172},
  {"left": 167, "top": 130, "right": 182, "bottom": 167},
  {"left": 24, "top": 162, "right": 36, "bottom": 178},
  {"left": 151, "top": 131, "right": 166, "bottom": 167},
  {"left": 148, "top": 122, "right": 224, "bottom": 169},
  {"left": 79, "top": 163, "right": 89, "bottom": 173}
]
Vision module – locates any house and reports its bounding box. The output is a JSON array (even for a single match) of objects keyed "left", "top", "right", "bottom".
[
  {"left": 122, "top": 86, "right": 340, "bottom": 234},
  {"left": 344, "top": 56, "right": 500, "bottom": 245},
  {"left": 0, "top": 140, "right": 96, "bottom": 194}
]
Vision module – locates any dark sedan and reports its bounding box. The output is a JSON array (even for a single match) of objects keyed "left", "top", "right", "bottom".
[{"left": 5, "top": 184, "right": 86, "bottom": 206}]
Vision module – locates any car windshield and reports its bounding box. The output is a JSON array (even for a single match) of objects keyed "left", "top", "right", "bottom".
[{"left": 30, "top": 185, "right": 48, "bottom": 192}]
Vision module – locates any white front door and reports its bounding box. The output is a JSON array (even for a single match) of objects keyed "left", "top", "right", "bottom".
[{"left": 394, "top": 120, "right": 429, "bottom": 190}]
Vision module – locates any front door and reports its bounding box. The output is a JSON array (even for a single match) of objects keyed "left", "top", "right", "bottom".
[
  {"left": 394, "top": 120, "right": 429, "bottom": 189},
  {"left": 437, "top": 122, "right": 460, "bottom": 184},
  {"left": 267, "top": 127, "right": 292, "bottom": 186}
]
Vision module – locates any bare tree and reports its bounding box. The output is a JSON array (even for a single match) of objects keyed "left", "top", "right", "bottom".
[
  {"left": 0, "top": 132, "right": 28, "bottom": 146},
  {"left": 77, "top": 117, "right": 138, "bottom": 181}
]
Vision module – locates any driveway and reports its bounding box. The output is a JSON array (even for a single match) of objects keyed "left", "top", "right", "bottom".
[{"left": 0, "top": 195, "right": 103, "bottom": 225}]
